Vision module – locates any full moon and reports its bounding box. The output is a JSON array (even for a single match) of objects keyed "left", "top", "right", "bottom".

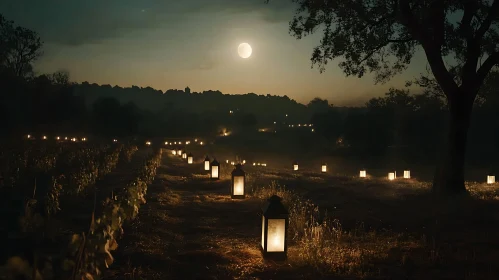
[{"left": 238, "top": 43, "right": 252, "bottom": 59}]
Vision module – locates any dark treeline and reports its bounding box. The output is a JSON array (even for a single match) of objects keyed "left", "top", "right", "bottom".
[{"left": 2, "top": 13, "right": 499, "bottom": 167}]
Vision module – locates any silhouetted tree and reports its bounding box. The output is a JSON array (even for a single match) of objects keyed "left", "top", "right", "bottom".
[
  {"left": 270, "top": 0, "right": 499, "bottom": 195},
  {"left": 0, "top": 14, "right": 43, "bottom": 77}
]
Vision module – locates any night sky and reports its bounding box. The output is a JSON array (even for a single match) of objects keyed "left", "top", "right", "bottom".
[{"left": 1, "top": 0, "right": 429, "bottom": 105}]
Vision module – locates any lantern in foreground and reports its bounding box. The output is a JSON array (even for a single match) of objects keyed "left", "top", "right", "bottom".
[
  {"left": 388, "top": 172, "right": 396, "bottom": 180},
  {"left": 359, "top": 169, "right": 367, "bottom": 178},
  {"left": 293, "top": 161, "right": 298, "bottom": 171},
  {"left": 321, "top": 163, "right": 327, "bottom": 173},
  {"left": 177, "top": 148, "right": 182, "bottom": 156},
  {"left": 204, "top": 156, "right": 210, "bottom": 171},
  {"left": 487, "top": 175, "right": 495, "bottom": 184},
  {"left": 172, "top": 149, "right": 177, "bottom": 155},
  {"left": 187, "top": 153, "right": 193, "bottom": 164},
  {"left": 231, "top": 164, "right": 246, "bottom": 199},
  {"left": 261, "top": 195, "right": 288, "bottom": 260},
  {"left": 210, "top": 159, "right": 220, "bottom": 180},
  {"left": 182, "top": 152, "right": 187, "bottom": 159},
  {"left": 403, "top": 170, "right": 411, "bottom": 179}
]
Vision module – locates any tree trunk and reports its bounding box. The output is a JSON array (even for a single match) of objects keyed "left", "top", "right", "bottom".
[{"left": 432, "top": 96, "right": 473, "bottom": 196}]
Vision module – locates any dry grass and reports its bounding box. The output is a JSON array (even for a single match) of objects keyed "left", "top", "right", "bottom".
[{"left": 108, "top": 149, "right": 499, "bottom": 279}]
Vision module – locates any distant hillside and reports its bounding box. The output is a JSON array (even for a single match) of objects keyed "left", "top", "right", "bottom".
[{"left": 73, "top": 82, "right": 320, "bottom": 123}]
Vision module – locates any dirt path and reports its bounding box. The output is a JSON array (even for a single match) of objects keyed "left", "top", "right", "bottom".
[{"left": 107, "top": 152, "right": 315, "bottom": 280}]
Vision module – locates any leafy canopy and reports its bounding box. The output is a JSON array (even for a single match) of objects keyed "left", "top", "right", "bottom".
[{"left": 270, "top": 0, "right": 499, "bottom": 99}]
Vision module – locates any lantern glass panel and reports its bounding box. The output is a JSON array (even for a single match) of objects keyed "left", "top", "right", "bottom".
[
  {"left": 321, "top": 165, "right": 327, "bottom": 172},
  {"left": 266, "top": 219, "right": 286, "bottom": 252},
  {"left": 488, "top": 175, "right": 495, "bottom": 184},
  {"left": 404, "top": 170, "right": 411, "bottom": 179},
  {"left": 182, "top": 153, "right": 187, "bottom": 159},
  {"left": 233, "top": 176, "right": 244, "bottom": 195},
  {"left": 360, "top": 170, "right": 366, "bottom": 177},
  {"left": 204, "top": 161, "right": 210, "bottom": 171},
  {"left": 388, "top": 172, "right": 395, "bottom": 180},
  {"left": 293, "top": 164, "right": 298, "bottom": 171},
  {"left": 172, "top": 150, "right": 176, "bottom": 155},
  {"left": 211, "top": 166, "right": 219, "bottom": 178},
  {"left": 188, "top": 157, "right": 193, "bottom": 164}
]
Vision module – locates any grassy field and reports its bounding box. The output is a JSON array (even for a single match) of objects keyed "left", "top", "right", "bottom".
[{"left": 106, "top": 144, "right": 499, "bottom": 279}]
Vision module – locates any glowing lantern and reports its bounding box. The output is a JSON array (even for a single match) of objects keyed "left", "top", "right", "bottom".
[
  {"left": 195, "top": 139, "right": 198, "bottom": 142},
  {"left": 187, "top": 153, "right": 193, "bottom": 164},
  {"left": 174, "top": 142, "right": 177, "bottom": 144},
  {"left": 56, "top": 136, "right": 60, "bottom": 140},
  {"left": 204, "top": 156, "right": 210, "bottom": 171},
  {"left": 262, "top": 163, "right": 267, "bottom": 167},
  {"left": 487, "top": 175, "right": 495, "bottom": 184},
  {"left": 261, "top": 195, "right": 288, "bottom": 260},
  {"left": 359, "top": 169, "right": 367, "bottom": 178},
  {"left": 179, "top": 141, "right": 182, "bottom": 145},
  {"left": 403, "top": 170, "right": 411, "bottom": 179},
  {"left": 210, "top": 159, "right": 220, "bottom": 180},
  {"left": 231, "top": 164, "right": 246, "bottom": 199},
  {"left": 253, "top": 163, "right": 256, "bottom": 166},
  {"left": 321, "top": 163, "right": 327, "bottom": 173},
  {"left": 42, "top": 136, "right": 47, "bottom": 140},
  {"left": 145, "top": 141, "right": 151, "bottom": 146},
  {"left": 231, "top": 161, "right": 235, "bottom": 166},
  {"left": 172, "top": 150, "right": 177, "bottom": 155},
  {"left": 242, "top": 160, "right": 246, "bottom": 165},
  {"left": 165, "top": 141, "right": 168, "bottom": 145},
  {"left": 226, "top": 160, "right": 229, "bottom": 164},
  {"left": 64, "top": 137, "right": 68, "bottom": 140},
  {"left": 200, "top": 141, "right": 204, "bottom": 145},
  {"left": 388, "top": 172, "right": 396, "bottom": 180},
  {"left": 177, "top": 148, "right": 182, "bottom": 156},
  {"left": 113, "top": 139, "right": 117, "bottom": 142},
  {"left": 182, "top": 152, "right": 187, "bottom": 159},
  {"left": 293, "top": 161, "right": 298, "bottom": 171},
  {"left": 26, "top": 134, "right": 31, "bottom": 139},
  {"left": 82, "top": 137, "right": 87, "bottom": 141}
]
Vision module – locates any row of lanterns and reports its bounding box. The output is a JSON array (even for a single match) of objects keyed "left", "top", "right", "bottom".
[
  {"left": 292, "top": 161, "right": 413, "bottom": 180},
  {"left": 198, "top": 153, "right": 287, "bottom": 259},
  {"left": 174, "top": 151, "right": 499, "bottom": 260},
  {"left": 25, "top": 134, "right": 86, "bottom": 142}
]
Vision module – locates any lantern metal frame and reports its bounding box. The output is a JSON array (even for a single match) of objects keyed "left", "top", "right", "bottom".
[
  {"left": 231, "top": 164, "right": 246, "bottom": 199},
  {"left": 210, "top": 159, "right": 220, "bottom": 180},
  {"left": 261, "top": 195, "right": 289, "bottom": 261}
]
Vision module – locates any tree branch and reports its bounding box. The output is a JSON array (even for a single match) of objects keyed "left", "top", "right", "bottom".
[
  {"left": 398, "top": 0, "right": 426, "bottom": 42},
  {"left": 460, "top": 0, "right": 476, "bottom": 39},
  {"left": 422, "top": 45, "right": 460, "bottom": 97},
  {"left": 474, "top": 0, "right": 499, "bottom": 42},
  {"left": 476, "top": 52, "right": 499, "bottom": 87},
  {"left": 359, "top": 38, "right": 414, "bottom": 63}
]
